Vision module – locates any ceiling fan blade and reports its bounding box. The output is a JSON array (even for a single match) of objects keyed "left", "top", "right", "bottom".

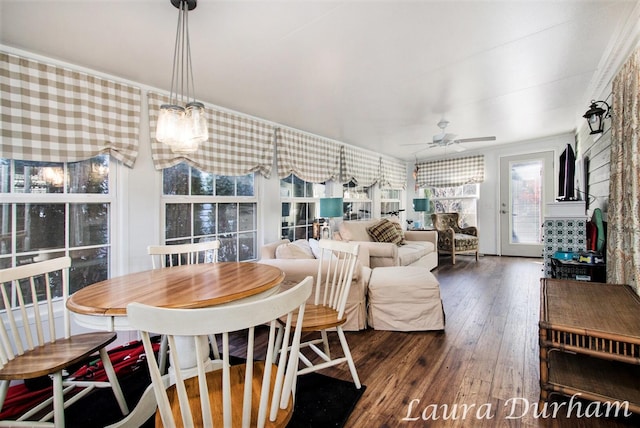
[
  {"left": 400, "top": 142, "right": 429, "bottom": 147},
  {"left": 456, "top": 136, "right": 496, "bottom": 143},
  {"left": 452, "top": 144, "right": 467, "bottom": 152}
]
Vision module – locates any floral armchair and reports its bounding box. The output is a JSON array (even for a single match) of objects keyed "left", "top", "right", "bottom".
[{"left": 431, "top": 212, "right": 479, "bottom": 264}]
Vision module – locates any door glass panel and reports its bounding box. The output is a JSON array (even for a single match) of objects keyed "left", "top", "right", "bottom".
[{"left": 510, "top": 160, "right": 543, "bottom": 244}]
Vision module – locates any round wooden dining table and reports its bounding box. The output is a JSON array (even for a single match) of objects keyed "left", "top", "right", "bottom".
[
  {"left": 67, "top": 262, "right": 285, "bottom": 331},
  {"left": 66, "top": 261, "right": 284, "bottom": 428}
]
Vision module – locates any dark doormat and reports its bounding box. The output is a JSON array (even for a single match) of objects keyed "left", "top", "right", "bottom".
[{"left": 63, "top": 367, "right": 365, "bottom": 427}]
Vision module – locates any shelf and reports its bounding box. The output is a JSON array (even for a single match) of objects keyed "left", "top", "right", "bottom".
[{"left": 545, "top": 351, "right": 640, "bottom": 414}]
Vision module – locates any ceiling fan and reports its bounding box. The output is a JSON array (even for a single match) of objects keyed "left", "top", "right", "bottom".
[{"left": 406, "top": 120, "right": 496, "bottom": 153}]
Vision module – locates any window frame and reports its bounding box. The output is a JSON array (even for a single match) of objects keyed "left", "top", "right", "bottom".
[
  {"left": 343, "top": 183, "right": 373, "bottom": 221},
  {"left": 422, "top": 183, "right": 480, "bottom": 228},
  {"left": 0, "top": 155, "right": 117, "bottom": 303},
  {"left": 280, "top": 175, "right": 325, "bottom": 241},
  {"left": 160, "top": 165, "right": 259, "bottom": 262}
]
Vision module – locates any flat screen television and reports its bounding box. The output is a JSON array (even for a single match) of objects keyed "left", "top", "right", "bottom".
[{"left": 557, "top": 143, "right": 576, "bottom": 201}]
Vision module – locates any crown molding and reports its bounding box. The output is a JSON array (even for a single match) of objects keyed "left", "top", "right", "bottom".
[{"left": 584, "top": 1, "right": 640, "bottom": 103}]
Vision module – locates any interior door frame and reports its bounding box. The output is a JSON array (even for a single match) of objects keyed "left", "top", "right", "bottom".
[{"left": 499, "top": 151, "right": 555, "bottom": 257}]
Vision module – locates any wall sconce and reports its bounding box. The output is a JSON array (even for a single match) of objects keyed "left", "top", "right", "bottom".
[
  {"left": 319, "top": 197, "right": 343, "bottom": 239},
  {"left": 582, "top": 100, "right": 611, "bottom": 135}
]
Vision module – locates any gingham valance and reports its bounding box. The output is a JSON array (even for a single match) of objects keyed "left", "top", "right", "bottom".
[
  {"left": 148, "top": 92, "right": 275, "bottom": 177},
  {"left": 415, "top": 155, "right": 485, "bottom": 188},
  {"left": 1, "top": 52, "right": 141, "bottom": 167},
  {"left": 340, "top": 145, "right": 380, "bottom": 187},
  {"left": 380, "top": 155, "right": 407, "bottom": 189},
  {"left": 276, "top": 128, "right": 341, "bottom": 183}
]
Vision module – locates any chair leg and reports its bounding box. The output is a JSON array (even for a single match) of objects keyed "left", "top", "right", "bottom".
[
  {"left": 99, "top": 348, "right": 130, "bottom": 415},
  {"left": 475, "top": 251, "right": 479, "bottom": 262},
  {"left": 0, "top": 380, "right": 8, "bottom": 414},
  {"left": 321, "top": 330, "right": 331, "bottom": 360},
  {"left": 52, "top": 371, "right": 64, "bottom": 428},
  {"left": 452, "top": 252, "right": 456, "bottom": 265},
  {"left": 208, "top": 334, "right": 220, "bottom": 360},
  {"left": 273, "top": 324, "right": 284, "bottom": 364},
  {"left": 336, "top": 327, "right": 361, "bottom": 389},
  {"left": 158, "top": 335, "right": 169, "bottom": 374}
]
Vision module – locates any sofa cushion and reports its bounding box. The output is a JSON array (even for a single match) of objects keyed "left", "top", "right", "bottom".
[
  {"left": 367, "top": 219, "right": 403, "bottom": 245},
  {"left": 338, "top": 219, "right": 378, "bottom": 242},
  {"left": 275, "top": 239, "right": 315, "bottom": 259},
  {"left": 398, "top": 242, "right": 432, "bottom": 266}
]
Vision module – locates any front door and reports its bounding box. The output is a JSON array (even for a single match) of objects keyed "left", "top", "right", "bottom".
[{"left": 499, "top": 151, "right": 554, "bottom": 257}]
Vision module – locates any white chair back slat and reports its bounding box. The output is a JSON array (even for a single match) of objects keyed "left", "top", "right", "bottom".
[
  {"left": 148, "top": 240, "right": 220, "bottom": 269},
  {"left": 0, "top": 257, "right": 71, "bottom": 361},
  {"left": 128, "top": 276, "right": 312, "bottom": 428},
  {"left": 315, "top": 240, "right": 359, "bottom": 319}
]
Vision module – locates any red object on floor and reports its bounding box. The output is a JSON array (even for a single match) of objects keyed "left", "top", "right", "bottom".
[{"left": 0, "top": 339, "right": 156, "bottom": 419}]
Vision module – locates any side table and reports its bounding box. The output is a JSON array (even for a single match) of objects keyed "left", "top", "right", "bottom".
[{"left": 539, "top": 278, "right": 640, "bottom": 414}]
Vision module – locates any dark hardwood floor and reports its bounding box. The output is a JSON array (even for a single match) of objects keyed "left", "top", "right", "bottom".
[{"left": 311, "top": 255, "right": 639, "bottom": 428}]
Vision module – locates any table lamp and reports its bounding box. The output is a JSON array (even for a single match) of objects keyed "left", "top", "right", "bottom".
[
  {"left": 319, "top": 197, "right": 343, "bottom": 239},
  {"left": 412, "top": 198, "right": 430, "bottom": 229}
]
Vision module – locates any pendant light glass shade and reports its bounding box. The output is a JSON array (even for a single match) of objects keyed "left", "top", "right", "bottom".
[{"left": 156, "top": 0, "right": 208, "bottom": 154}]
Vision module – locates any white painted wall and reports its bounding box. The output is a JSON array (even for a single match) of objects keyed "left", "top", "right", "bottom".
[{"left": 405, "top": 133, "right": 574, "bottom": 257}]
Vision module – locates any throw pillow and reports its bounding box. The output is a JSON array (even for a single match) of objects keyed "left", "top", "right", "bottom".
[
  {"left": 366, "top": 219, "right": 403, "bottom": 245},
  {"left": 275, "top": 240, "right": 315, "bottom": 259},
  {"left": 390, "top": 221, "right": 406, "bottom": 245}
]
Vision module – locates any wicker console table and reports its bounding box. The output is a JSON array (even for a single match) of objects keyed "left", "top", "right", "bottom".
[{"left": 539, "top": 278, "right": 640, "bottom": 413}]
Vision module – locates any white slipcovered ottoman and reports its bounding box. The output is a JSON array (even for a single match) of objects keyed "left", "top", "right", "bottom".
[{"left": 367, "top": 266, "right": 445, "bottom": 331}]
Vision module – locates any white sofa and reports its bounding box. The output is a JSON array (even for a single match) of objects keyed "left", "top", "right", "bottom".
[
  {"left": 335, "top": 219, "right": 438, "bottom": 270},
  {"left": 258, "top": 239, "right": 372, "bottom": 331}
]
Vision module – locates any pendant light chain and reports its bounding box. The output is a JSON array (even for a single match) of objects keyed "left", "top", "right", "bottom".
[{"left": 156, "top": 0, "right": 208, "bottom": 154}]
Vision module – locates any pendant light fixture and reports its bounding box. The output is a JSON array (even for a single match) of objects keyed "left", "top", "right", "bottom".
[{"left": 156, "top": 0, "right": 208, "bottom": 154}]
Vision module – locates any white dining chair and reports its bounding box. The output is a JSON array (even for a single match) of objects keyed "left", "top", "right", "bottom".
[
  {"left": 127, "top": 276, "right": 312, "bottom": 428},
  {"left": 282, "top": 239, "right": 362, "bottom": 388},
  {"left": 148, "top": 240, "right": 220, "bottom": 269},
  {"left": 148, "top": 240, "right": 221, "bottom": 373},
  {"left": 0, "top": 257, "right": 129, "bottom": 427}
]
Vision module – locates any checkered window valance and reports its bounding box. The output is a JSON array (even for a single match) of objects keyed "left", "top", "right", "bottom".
[
  {"left": 0, "top": 52, "right": 141, "bottom": 167},
  {"left": 380, "top": 155, "right": 407, "bottom": 189},
  {"left": 415, "top": 155, "right": 485, "bottom": 188},
  {"left": 148, "top": 92, "right": 275, "bottom": 177},
  {"left": 276, "top": 128, "right": 341, "bottom": 183},
  {"left": 340, "top": 145, "right": 381, "bottom": 187}
]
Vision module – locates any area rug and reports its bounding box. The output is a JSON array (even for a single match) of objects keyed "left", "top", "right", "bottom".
[{"left": 63, "top": 366, "right": 365, "bottom": 427}]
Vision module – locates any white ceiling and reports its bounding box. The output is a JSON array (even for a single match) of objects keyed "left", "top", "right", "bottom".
[{"left": 1, "top": 1, "right": 639, "bottom": 161}]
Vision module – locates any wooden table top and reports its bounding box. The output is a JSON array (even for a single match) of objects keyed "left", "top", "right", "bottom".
[
  {"left": 540, "top": 278, "right": 640, "bottom": 341},
  {"left": 66, "top": 262, "right": 284, "bottom": 317}
]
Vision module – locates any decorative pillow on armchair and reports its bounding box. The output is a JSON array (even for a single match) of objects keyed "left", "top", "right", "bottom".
[{"left": 366, "top": 219, "right": 404, "bottom": 246}]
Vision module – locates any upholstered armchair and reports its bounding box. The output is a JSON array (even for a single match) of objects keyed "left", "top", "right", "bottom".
[{"left": 431, "top": 212, "right": 479, "bottom": 264}]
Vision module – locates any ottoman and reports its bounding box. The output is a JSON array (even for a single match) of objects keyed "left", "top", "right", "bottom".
[{"left": 367, "top": 266, "right": 445, "bottom": 331}]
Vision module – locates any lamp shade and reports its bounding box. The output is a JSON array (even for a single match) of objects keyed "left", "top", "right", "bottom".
[
  {"left": 320, "top": 197, "right": 343, "bottom": 218},
  {"left": 413, "top": 198, "right": 430, "bottom": 212}
]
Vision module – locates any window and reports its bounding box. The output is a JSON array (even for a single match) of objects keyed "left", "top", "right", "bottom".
[
  {"left": 422, "top": 184, "right": 479, "bottom": 227},
  {"left": 280, "top": 175, "right": 325, "bottom": 240},
  {"left": 343, "top": 183, "right": 372, "bottom": 220},
  {"left": 0, "top": 155, "right": 113, "bottom": 302},
  {"left": 380, "top": 188, "right": 402, "bottom": 218},
  {"left": 162, "top": 164, "right": 257, "bottom": 261}
]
